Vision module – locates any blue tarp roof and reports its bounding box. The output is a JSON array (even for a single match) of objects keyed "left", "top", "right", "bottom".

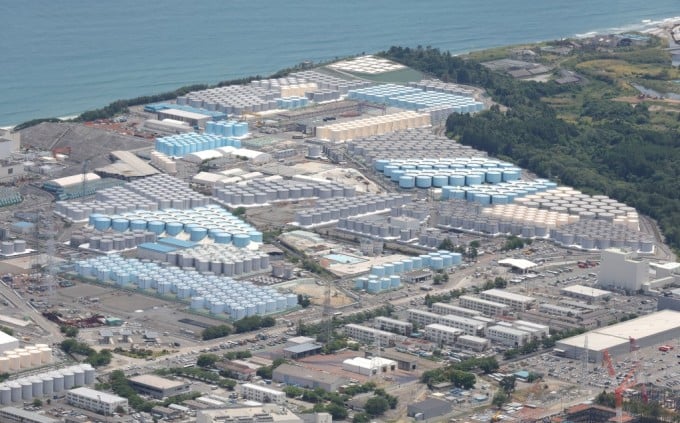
[
  {"left": 138, "top": 243, "right": 179, "bottom": 253},
  {"left": 157, "top": 237, "right": 196, "bottom": 249}
]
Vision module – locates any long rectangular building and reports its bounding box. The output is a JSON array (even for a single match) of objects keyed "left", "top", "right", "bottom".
[
  {"left": 374, "top": 316, "right": 413, "bottom": 336},
  {"left": 438, "top": 314, "right": 486, "bottom": 336},
  {"left": 344, "top": 323, "right": 403, "bottom": 346},
  {"left": 456, "top": 335, "right": 490, "bottom": 352},
  {"left": 238, "top": 383, "right": 286, "bottom": 405},
  {"left": 459, "top": 295, "right": 510, "bottom": 316},
  {"left": 479, "top": 289, "right": 536, "bottom": 311},
  {"left": 486, "top": 325, "right": 532, "bottom": 347},
  {"left": 555, "top": 310, "right": 680, "bottom": 362},
  {"left": 407, "top": 309, "right": 441, "bottom": 327},
  {"left": 424, "top": 324, "right": 463, "bottom": 346},
  {"left": 431, "top": 302, "right": 482, "bottom": 318},
  {"left": 273, "top": 363, "right": 348, "bottom": 392},
  {"left": 67, "top": 387, "right": 128, "bottom": 415}
]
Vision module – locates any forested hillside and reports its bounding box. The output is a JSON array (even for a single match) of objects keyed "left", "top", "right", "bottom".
[{"left": 379, "top": 46, "right": 680, "bottom": 250}]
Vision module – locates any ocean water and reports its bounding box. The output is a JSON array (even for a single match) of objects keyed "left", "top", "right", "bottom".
[{"left": 0, "top": 0, "right": 678, "bottom": 126}]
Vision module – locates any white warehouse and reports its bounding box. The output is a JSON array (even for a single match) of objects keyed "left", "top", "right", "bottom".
[
  {"left": 438, "top": 314, "right": 486, "bottom": 336},
  {"left": 342, "top": 357, "right": 396, "bottom": 376}
]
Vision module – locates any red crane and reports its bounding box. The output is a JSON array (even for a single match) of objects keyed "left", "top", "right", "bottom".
[
  {"left": 614, "top": 365, "right": 638, "bottom": 423},
  {"left": 602, "top": 349, "right": 616, "bottom": 378}
]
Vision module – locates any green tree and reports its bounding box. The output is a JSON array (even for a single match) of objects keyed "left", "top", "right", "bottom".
[
  {"left": 197, "top": 354, "right": 219, "bottom": 368},
  {"left": 325, "top": 403, "right": 348, "bottom": 420},
  {"left": 499, "top": 375, "right": 516, "bottom": 393},
  {"left": 32, "top": 398, "right": 43, "bottom": 407},
  {"left": 353, "top": 412, "right": 371, "bottom": 423},
  {"left": 364, "top": 395, "right": 390, "bottom": 416},
  {"left": 492, "top": 390, "right": 509, "bottom": 407}
]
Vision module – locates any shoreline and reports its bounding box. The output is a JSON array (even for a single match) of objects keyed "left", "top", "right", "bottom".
[{"left": 5, "top": 16, "right": 680, "bottom": 131}]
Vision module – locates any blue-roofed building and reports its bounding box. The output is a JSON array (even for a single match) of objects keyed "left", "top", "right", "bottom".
[
  {"left": 144, "top": 103, "right": 227, "bottom": 120},
  {"left": 156, "top": 237, "right": 197, "bottom": 249},
  {"left": 514, "top": 370, "right": 530, "bottom": 381},
  {"left": 137, "top": 242, "right": 181, "bottom": 261}
]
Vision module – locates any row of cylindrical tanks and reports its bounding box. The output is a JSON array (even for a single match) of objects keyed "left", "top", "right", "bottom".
[
  {"left": 0, "top": 239, "right": 27, "bottom": 256},
  {"left": 295, "top": 194, "right": 411, "bottom": 226},
  {"left": 354, "top": 275, "right": 401, "bottom": 293},
  {"left": 370, "top": 250, "right": 462, "bottom": 278},
  {"left": 56, "top": 174, "right": 208, "bottom": 222},
  {"left": 0, "top": 364, "right": 94, "bottom": 405},
  {"left": 0, "top": 187, "right": 22, "bottom": 208},
  {"left": 408, "top": 80, "right": 475, "bottom": 97},
  {"left": 315, "top": 111, "right": 431, "bottom": 142},
  {"left": 348, "top": 83, "right": 483, "bottom": 113},
  {"left": 213, "top": 178, "right": 355, "bottom": 206},
  {"left": 86, "top": 205, "right": 260, "bottom": 246},
  {"left": 178, "top": 84, "right": 280, "bottom": 115},
  {"left": 154, "top": 133, "right": 242, "bottom": 157},
  {"left": 205, "top": 120, "right": 249, "bottom": 138},
  {"left": 167, "top": 244, "right": 270, "bottom": 276},
  {"left": 345, "top": 128, "right": 486, "bottom": 162},
  {"left": 75, "top": 255, "right": 297, "bottom": 318},
  {"left": 338, "top": 218, "right": 420, "bottom": 240},
  {"left": 70, "top": 229, "right": 157, "bottom": 252},
  {"left": 0, "top": 345, "right": 51, "bottom": 372},
  {"left": 550, "top": 220, "right": 654, "bottom": 252}
]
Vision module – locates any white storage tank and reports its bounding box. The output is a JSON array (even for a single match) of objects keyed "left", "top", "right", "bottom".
[
  {"left": 9, "top": 382, "right": 21, "bottom": 402},
  {"left": 62, "top": 370, "right": 75, "bottom": 389},
  {"left": 51, "top": 372, "right": 64, "bottom": 392},
  {"left": 31, "top": 378, "right": 43, "bottom": 397},
  {"left": 42, "top": 376, "right": 54, "bottom": 396},
  {"left": 0, "top": 385, "right": 10, "bottom": 405},
  {"left": 74, "top": 366, "right": 85, "bottom": 386},
  {"left": 20, "top": 380, "right": 32, "bottom": 400},
  {"left": 0, "top": 357, "right": 8, "bottom": 373}
]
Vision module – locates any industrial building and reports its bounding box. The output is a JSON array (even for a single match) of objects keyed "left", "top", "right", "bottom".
[
  {"left": 479, "top": 289, "right": 536, "bottom": 311},
  {"left": 598, "top": 248, "right": 648, "bottom": 291},
  {"left": 560, "top": 285, "right": 612, "bottom": 301},
  {"left": 458, "top": 295, "right": 510, "bottom": 316},
  {"left": 438, "top": 314, "right": 486, "bottom": 336},
  {"left": 196, "top": 405, "right": 307, "bottom": 423},
  {"left": 0, "top": 130, "right": 20, "bottom": 159},
  {"left": 424, "top": 323, "right": 463, "bottom": 346},
  {"left": 407, "top": 398, "right": 452, "bottom": 421},
  {"left": 539, "top": 303, "right": 583, "bottom": 317},
  {"left": 67, "top": 387, "right": 128, "bottom": 415},
  {"left": 374, "top": 316, "right": 413, "bottom": 336},
  {"left": 273, "top": 364, "right": 348, "bottom": 392},
  {"left": 431, "top": 302, "right": 482, "bottom": 319},
  {"left": 238, "top": 383, "right": 286, "bottom": 405},
  {"left": 379, "top": 350, "right": 418, "bottom": 371},
  {"left": 456, "top": 335, "right": 491, "bottom": 352},
  {"left": 283, "top": 343, "right": 323, "bottom": 359},
  {"left": 486, "top": 325, "right": 532, "bottom": 347},
  {"left": 157, "top": 108, "right": 213, "bottom": 128},
  {"left": 343, "top": 323, "right": 403, "bottom": 346},
  {"left": 128, "top": 374, "right": 190, "bottom": 399},
  {"left": 512, "top": 320, "right": 549, "bottom": 338},
  {"left": 555, "top": 310, "right": 680, "bottom": 361},
  {"left": 342, "top": 356, "right": 396, "bottom": 376},
  {"left": 0, "top": 407, "right": 58, "bottom": 423},
  {"left": 0, "top": 331, "right": 20, "bottom": 353}
]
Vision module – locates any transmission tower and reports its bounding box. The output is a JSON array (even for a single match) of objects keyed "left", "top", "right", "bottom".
[
  {"left": 42, "top": 212, "right": 58, "bottom": 297},
  {"left": 80, "top": 160, "right": 90, "bottom": 198},
  {"left": 322, "top": 279, "right": 333, "bottom": 343}
]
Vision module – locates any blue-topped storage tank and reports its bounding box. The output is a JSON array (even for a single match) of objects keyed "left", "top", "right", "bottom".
[
  {"left": 111, "top": 218, "right": 129, "bottom": 232},
  {"left": 371, "top": 266, "right": 385, "bottom": 277},
  {"left": 411, "top": 256, "right": 422, "bottom": 269},
  {"left": 390, "top": 275, "right": 401, "bottom": 288},
  {"left": 165, "top": 222, "right": 183, "bottom": 236},
  {"left": 147, "top": 221, "right": 165, "bottom": 235},
  {"left": 401, "top": 259, "right": 413, "bottom": 271},
  {"left": 213, "top": 232, "right": 232, "bottom": 244},
  {"left": 492, "top": 194, "right": 508, "bottom": 205},
  {"left": 129, "top": 219, "right": 147, "bottom": 231},
  {"left": 465, "top": 174, "right": 484, "bottom": 186},
  {"left": 189, "top": 227, "right": 207, "bottom": 241},
  {"left": 485, "top": 171, "right": 502, "bottom": 184},
  {"left": 248, "top": 231, "right": 263, "bottom": 243},
  {"left": 233, "top": 234, "right": 250, "bottom": 248},
  {"left": 375, "top": 159, "right": 390, "bottom": 172},
  {"left": 448, "top": 174, "right": 466, "bottom": 186},
  {"left": 390, "top": 170, "right": 405, "bottom": 182},
  {"left": 431, "top": 257, "right": 444, "bottom": 270},
  {"left": 451, "top": 253, "right": 462, "bottom": 265},
  {"left": 383, "top": 165, "right": 398, "bottom": 177},
  {"left": 367, "top": 280, "right": 380, "bottom": 293},
  {"left": 392, "top": 261, "right": 403, "bottom": 274},
  {"left": 432, "top": 175, "right": 448, "bottom": 187},
  {"left": 93, "top": 217, "right": 111, "bottom": 231},
  {"left": 382, "top": 263, "right": 394, "bottom": 276},
  {"left": 502, "top": 170, "right": 520, "bottom": 181},
  {"left": 380, "top": 278, "right": 390, "bottom": 290},
  {"left": 399, "top": 175, "right": 415, "bottom": 189},
  {"left": 415, "top": 175, "right": 432, "bottom": 188}
]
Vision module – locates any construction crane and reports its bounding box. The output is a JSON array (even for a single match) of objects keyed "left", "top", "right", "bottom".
[
  {"left": 614, "top": 363, "right": 639, "bottom": 423},
  {"left": 81, "top": 159, "right": 90, "bottom": 198},
  {"left": 602, "top": 349, "right": 616, "bottom": 378}
]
